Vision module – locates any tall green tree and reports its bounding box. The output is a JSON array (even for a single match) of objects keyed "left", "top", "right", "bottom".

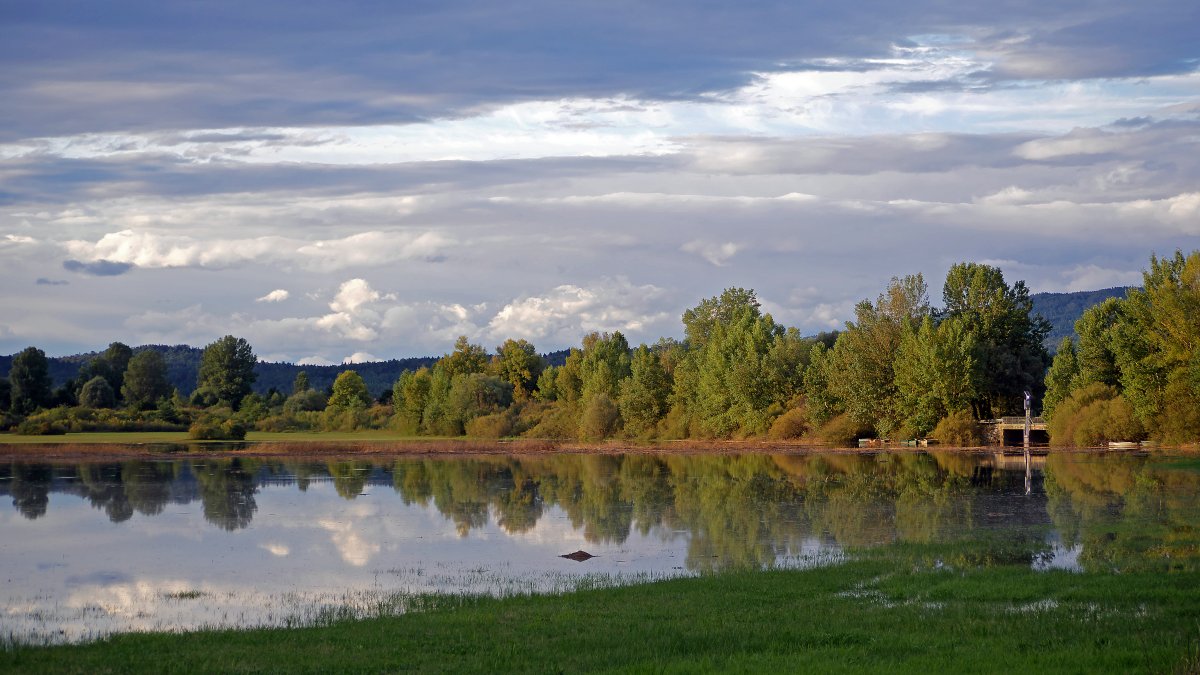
[
  {"left": 439, "top": 336, "right": 489, "bottom": 378},
  {"left": 893, "top": 315, "right": 978, "bottom": 437},
  {"left": 1073, "top": 298, "right": 1123, "bottom": 388},
  {"left": 619, "top": 345, "right": 670, "bottom": 437},
  {"left": 495, "top": 339, "right": 544, "bottom": 401},
  {"left": 579, "top": 332, "right": 631, "bottom": 405},
  {"left": 1042, "top": 337, "right": 1079, "bottom": 420},
  {"left": 122, "top": 350, "right": 172, "bottom": 409},
  {"left": 392, "top": 368, "right": 433, "bottom": 432},
  {"left": 79, "top": 375, "right": 116, "bottom": 409},
  {"left": 825, "top": 275, "right": 930, "bottom": 436},
  {"left": 941, "top": 263, "right": 1049, "bottom": 418},
  {"left": 327, "top": 370, "right": 372, "bottom": 410},
  {"left": 197, "top": 336, "right": 257, "bottom": 409},
  {"left": 1109, "top": 250, "right": 1200, "bottom": 442},
  {"left": 8, "top": 346, "right": 52, "bottom": 415},
  {"left": 292, "top": 371, "right": 310, "bottom": 395}
]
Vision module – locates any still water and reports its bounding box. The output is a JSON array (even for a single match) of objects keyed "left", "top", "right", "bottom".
[{"left": 1, "top": 450, "right": 1197, "bottom": 643}]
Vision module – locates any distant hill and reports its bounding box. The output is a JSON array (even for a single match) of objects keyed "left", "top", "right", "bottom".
[
  {"left": 0, "top": 345, "right": 439, "bottom": 398},
  {"left": 1030, "top": 287, "right": 1133, "bottom": 350},
  {"left": 0, "top": 345, "right": 582, "bottom": 398}
]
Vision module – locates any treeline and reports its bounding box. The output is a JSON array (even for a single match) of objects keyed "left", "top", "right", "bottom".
[
  {"left": 0, "top": 345, "right": 438, "bottom": 398},
  {"left": 1041, "top": 250, "right": 1200, "bottom": 446},
  {"left": 3, "top": 251, "right": 1195, "bottom": 446}
]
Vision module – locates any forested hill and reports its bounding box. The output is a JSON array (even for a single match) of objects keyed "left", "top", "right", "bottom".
[
  {"left": 1030, "top": 287, "right": 1133, "bottom": 349},
  {"left": 0, "top": 345, "right": 438, "bottom": 397}
]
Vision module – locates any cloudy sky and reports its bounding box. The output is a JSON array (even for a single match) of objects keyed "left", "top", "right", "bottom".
[{"left": 2, "top": 1, "right": 1198, "bottom": 363}]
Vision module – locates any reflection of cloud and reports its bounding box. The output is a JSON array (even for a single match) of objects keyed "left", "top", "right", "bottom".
[
  {"left": 317, "top": 517, "right": 380, "bottom": 567},
  {"left": 261, "top": 542, "right": 290, "bottom": 557}
]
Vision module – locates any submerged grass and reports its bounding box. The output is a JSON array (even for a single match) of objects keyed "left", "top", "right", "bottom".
[{"left": 4, "top": 557, "right": 1198, "bottom": 674}]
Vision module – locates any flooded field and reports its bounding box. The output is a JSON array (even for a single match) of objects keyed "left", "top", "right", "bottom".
[{"left": 2, "top": 449, "right": 1197, "bottom": 644}]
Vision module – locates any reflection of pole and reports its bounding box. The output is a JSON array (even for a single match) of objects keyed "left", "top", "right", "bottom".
[
  {"left": 1023, "top": 390, "right": 1032, "bottom": 450},
  {"left": 1024, "top": 449, "right": 1032, "bottom": 496}
]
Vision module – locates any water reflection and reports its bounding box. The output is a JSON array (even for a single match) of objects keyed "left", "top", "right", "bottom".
[{"left": 1, "top": 450, "right": 1197, "bottom": 643}]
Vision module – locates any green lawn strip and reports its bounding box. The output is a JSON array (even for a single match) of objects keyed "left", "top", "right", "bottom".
[
  {"left": 5, "top": 561, "right": 1198, "bottom": 674},
  {"left": 0, "top": 430, "right": 451, "bottom": 445}
]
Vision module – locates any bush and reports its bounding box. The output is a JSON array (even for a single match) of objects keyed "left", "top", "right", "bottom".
[
  {"left": 809, "top": 413, "right": 872, "bottom": 448},
  {"left": 579, "top": 394, "right": 620, "bottom": 441},
  {"left": 768, "top": 406, "right": 809, "bottom": 440},
  {"left": 523, "top": 402, "right": 581, "bottom": 440},
  {"left": 466, "top": 412, "right": 515, "bottom": 438},
  {"left": 189, "top": 418, "right": 247, "bottom": 440},
  {"left": 1047, "top": 383, "right": 1147, "bottom": 446},
  {"left": 16, "top": 418, "right": 68, "bottom": 435},
  {"left": 930, "top": 409, "right": 983, "bottom": 447}
]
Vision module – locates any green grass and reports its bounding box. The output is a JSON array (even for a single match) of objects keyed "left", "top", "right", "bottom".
[
  {"left": 4, "top": 559, "right": 1198, "bottom": 674},
  {"left": 0, "top": 430, "right": 447, "bottom": 445}
]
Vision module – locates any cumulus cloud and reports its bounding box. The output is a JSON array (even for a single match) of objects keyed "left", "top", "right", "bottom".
[
  {"left": 256, "top": 289, "right": 289, "bottom": 303},
  {"left": 681, "top": 240, "right": 742, "bottom": 266},
  {"left": 343, "top": 352, "right": 379, "bottom": 364},
  {"left": 486, "top": 278, "right": 673, "bottom": 345}
]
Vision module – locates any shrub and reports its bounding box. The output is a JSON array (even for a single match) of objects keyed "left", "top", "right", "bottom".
[
  {"left": 189, "top": 418, "right": 247, "bottom": 440},
  {"left": 466, "top": 412, "right": 515, "bottom": 438},
  {"left": 930, "top": 409, "right": 983, "bottom": 447},
  {"left": 523, "top": 402, "right": 580, "bottom": 440},
  {"left": 768, "top": 406, "right": 808, "bottom": 440},
  {"left": 579, "top": 394, "right": 620, "bottom": 441},
  {"left": 16, "top": 418, "right": 68, "bottom": 435},
  {"left": 809, "top": 413, "right": 872, "bottom": 448}
]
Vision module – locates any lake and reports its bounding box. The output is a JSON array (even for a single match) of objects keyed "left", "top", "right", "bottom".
[{"left": 2, "top": 449, "right": 1197, "bottom": 644}]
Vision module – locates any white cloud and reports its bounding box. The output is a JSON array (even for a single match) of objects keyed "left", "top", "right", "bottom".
[
  {"left": 62, "top": 229, "right": 452, "bottom": 272},
  {"left": 256, "top": 289, "right": 289, "bottom": 303},
  {"left": 487, "top": 278, "right": 673, "bottom": 345},
  {"left": 328, "top": 279, "right": 380, "bottom": 314},
  {"left": 343, "top": 351, "right": 378, "bottom": 364},
  {"left": 681, "top": 240, "right": 742, "bottom": 266},
  {"left": 1059, "top": 264, "right": 1143, "bottom": 292}
]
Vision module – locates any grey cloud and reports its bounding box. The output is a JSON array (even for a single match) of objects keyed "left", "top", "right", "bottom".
[
  {"left": 3, "top": 1, "right": 1196, "bottom": 139},
  {"left": 63, "top": 259, "right": 134, "bottom": 276},
  {"left": 35, "top": 277, "right": 69, "bottom": 285}
]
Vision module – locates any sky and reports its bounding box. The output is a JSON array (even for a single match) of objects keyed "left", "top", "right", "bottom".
[{"left": 1, "top": 1, "right": 1198, "bottom": 364}]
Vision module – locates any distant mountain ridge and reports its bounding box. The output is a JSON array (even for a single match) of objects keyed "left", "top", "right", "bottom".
[
  {"left": 1, "top": 288, "right": 1128, "bottom": 394},
  {"left": 1029, "top": 287, "right": 1133, "bottom": 349}
]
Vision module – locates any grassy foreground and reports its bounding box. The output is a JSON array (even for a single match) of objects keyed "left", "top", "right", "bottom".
[{"left": 4, "top": 558, "right": 1198, "bottom": 674}]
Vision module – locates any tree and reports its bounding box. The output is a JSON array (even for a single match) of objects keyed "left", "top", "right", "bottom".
[
  {"left": 79, "top": 375, "right": 116, "bottom": 409},
  {"left": 941, "top": 263, "right": 1049, "bottom": 418},
  {"left": 1042, "top": 338, "right": 1079, "bottom": 420},
  {"left": 495, "top": 339, "right": 544, "bottom": 401},
  {"left": 893, "top": 315, "right": 978, "bottom": 437},
  {"left": 439, "top": 336, "right": 489, "bottom": 378},
  {"left": 392, "top": 368, "right": 432, "bottom": 432},
  {"left": 619, "top": 345, "right": 670, "bottom": 437},
  {"left": 122, "top": 350, "right": 172, "bottom": 409},
  {"left": 1109, "top": 250, "right": 1200, "bottom": 442},
  {"left": 824, "top": 275, "right": 930, "bottom": 436},
  {"left": 293, "top": 371, "right": 310, "bottom": 395},
  {"left": 327, "top": 370, "right": 372, "bottom": 410},
  {"left": 1073, "top": 298, "right": 1123, "bottom": 388},
  {"left": 8, "top": 346, "right": 52, "bottom": 415},
  {"left": 579, "top": 332, "right": 631, "bottom": 404},
  {"left": 197, "top": 336, "right": 257, "bottom": 409}
]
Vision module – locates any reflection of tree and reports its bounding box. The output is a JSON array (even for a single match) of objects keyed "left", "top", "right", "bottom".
[
  {"left": 192, "top": 459, "right": 259, "bottom": 531},
  {"left": 8, "top": 463, "right": 52, "bottom": 519},
  {"left": 122, "top": 461, "right": 174, "bottom": 516},
  {"left": 1045, "top": 454, "right": 1200, "bottom": 572},
  {"left": 327, "top": 461, "right": 370, "bottom": 500},
  {"left": 78, "top": 463, "right": 134, "bottom": 523}
]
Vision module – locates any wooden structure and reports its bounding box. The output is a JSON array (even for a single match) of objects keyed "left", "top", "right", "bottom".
[{"left": 982, "top": 417, "right": 1048, "bottom": 447}]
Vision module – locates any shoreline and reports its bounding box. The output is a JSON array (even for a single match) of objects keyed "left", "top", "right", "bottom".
[{"left": 0, "top": 432, "right": 1182, "bottom": 462}]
